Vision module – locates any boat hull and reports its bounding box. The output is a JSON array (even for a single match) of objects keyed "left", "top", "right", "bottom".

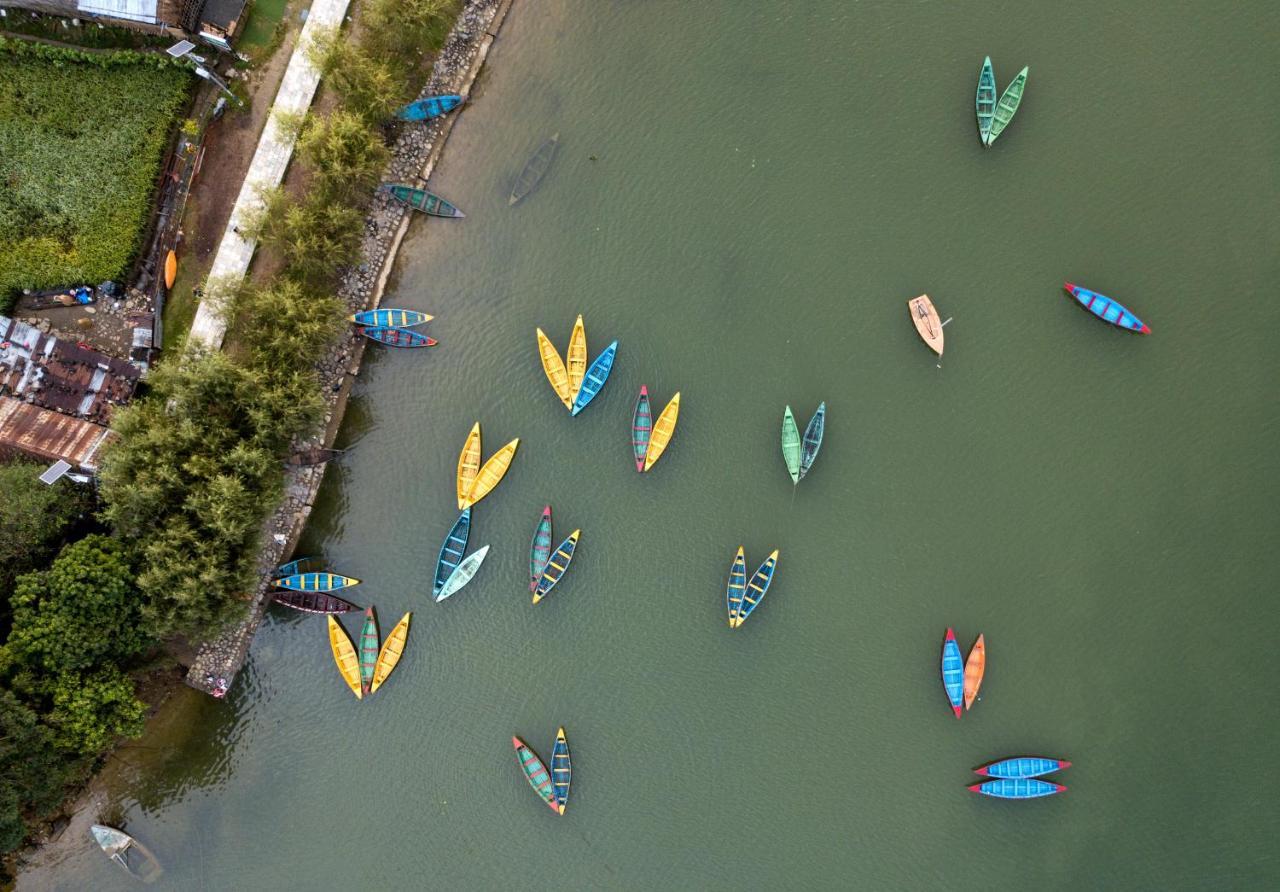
[
  {"left": 735, "top": 550, "right": 779, "bottom": 627},
  {"left": 798, "top": 402, "right": 825, "bottom": 480},
  {"left": 551, "top": 727, "right": 572, "bottom": 814},
  {"left": 510, "top": 133, "right": 560, "bottom": 205},
  {"left": 536, "top": 328, "right": 573, "bottom": 410},
  {"left": 969, "top": 778, "right": 1065, "bottom": 799},
  {"left": 350, "top": 308, "right": 432, "bottom": 328},
  {"left": 327, "top": 616, "right": 363, "bottom": 699},
  {"left": 963, "top": 634, "right": 986, "bottom": 710},
  {"left": 272, "top": 590, "right": 359, "bottom": 614},
  {"left": 632, "top": 386, "right": 652, "bottom": 471},
  {"left": 530, "top": 506, "right": 553, "bottom": 591},
  {"left": 908, "top": 295, "right": 944, "bottom": 356},
  {"left": 457, "top": 423, "right": 482, "bottom": 510},
  {"left": 463, "top": 438, "right": 519, "bottom": 509},
  {"left": 571, "top": 341, "right": 618, "bottom": 416},
  {"left": 533, "top": 530, "right": 580, "bottom": 604},
  {"left": 976, "top": 56, "right": 997, "bottom": 145},
  {"left": 433, "top": 509, "right": 472, "bottom": 597},
  {"left": 987, "top": 67, "right": 1028, "bottom": 145},
  {"left": 358, "top": 607, "right": 379, "bottom": 696},
  {"left": 643, "top": 392, "right": 680, "bottom": 471},
  {"left": 382, "top": 184, "right": 465, "bottom": 218},
  {"left": 359, "top": 326, "right": 437, "bottom": 348},
  {"left": 370, "top": 612, "right": 411, "bottom": 693},
  {"left": 566, "top": 315, "right": 587, "bottom": 402},
  {"left": 274, "top": 572, "right": 359, "bottom": 592},
  {"left": 1064, "top": 282, "right": 1150, "bottom": 333},
  {"left": 975, "top": 757, "right": 1071, "bottom": 779},
  {"left": 781, "top": 406, "right": 801, "bottom": 483},
  {"left": 725, "top": 546, "right": 747, "bottom": 627},
  {"left": 396, "top": 94, "right": 463, "bottom": 122},
  {"left": 438, "top": 545, "right": 491, "bottom": 602},
  {"left": 513, "top": 736, "right": 559, "bottom": 811}
]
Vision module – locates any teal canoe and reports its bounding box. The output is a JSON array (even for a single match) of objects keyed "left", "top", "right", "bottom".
[
  {"left": 734, "top": 550, "right": 779, "bottom": 628},
  {"left": 798, "top": 402, "right": 825, "bottom": 481},
  {"left": 976, "top": 56, "right": 997, "bottom": 145},
  {"left": 570, "top": 342, "right": 617, "bottom": 416},
  {"left": 550, "top": 727, "right": 571, "bottom": 814},
  {"left": 631, "top": 386, "right": 652, "bottom": 472},
  {"left": 530, "top": 506, "right": 553, "bottom": 592},
  {"left": 513, "top": 736, "right": 559, "bottom": 812},
  {"left": 381, "top": 184, "right": 465, "bottom": 218},
  {"left": 781, "top": 406, "right": 801, "bottom": 484},
  {"left": 358, "top": 607, "right": 379, "bottom": 695},
  {"left": 432, "top": 509, "right": 472, "bottom": 599},
  {"left": 987, "top": 66, "right": 1028, "bottom": 146}
]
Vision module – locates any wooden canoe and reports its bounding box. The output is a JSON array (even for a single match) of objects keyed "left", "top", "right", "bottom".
[
  {"left": 272, "top": 589, "right": 358, "bottom": 614},
  {"left": 976, "top": 56, "right": 997, "bottom": 145},
  {"left": 513, "top": 736, "right": 559, "bottom": 811},
  {"left": 274, "top": 572, "right": 359, "bottom": 592},
  {"left": 327, "top": 616, "right": 362, "bottom": 699},
  {"left": 381, "top": 184, "right": 465, "bottom": 218},
  {"left": 941, "top": 628, "right": 964, "bottom": 718},
  {"left": 550, "top": 727, "right": 571, "bottom": 815},
  {"left": 358, "top": 607, "right": 379, "bottom": 696},
  {"left": 396, "top": 94, "right": 463, "bottom": 122},
  {"left": 963, "top": 633, "right": 986, "bottom": 710},
  {"left": 350, "top": 308, "right": 433, "bottom": 328},
  {"left": 725, "top": 546, "right": 747, "bottom": 627},
  {"left": 509, "top": 133, "right": 559, "bottom": 206},
  {"left": 463, "top": 438, "right": 519, "bottom": 509},
  {"left": 566, "top": 315, "right": 587, "bottom": 402},
  {"left": 530, "top": 506, "right": 553, "bottom": 591},
  {"left": 456, "top": 422, "right": 482, "bottom": 510},
  {"left": 734, "top": 549, "right": 779, "bottom": 628},
  {"left": 533, "top": 529, "right": 580, "bottom": 604},
  {"left": 285, "top": 447, "right": 344, "bottom": 468},
  {"left": 571, "top": 341, "right": 618, "bottom": 417},
  {"left": 370, "top": 612, "right": 411, "bottom": 693},
  {"left": 969, "top": 778, "right": 1065, "bottom": 799},
  {"left": 798, "top": 402, "right": 825, "bottom": 481},
  {"left": 907, "top": 295, "right": 944, "bottom": 357},
  {"left": 164, "top": 250, "right": 177, "bottom": 289},
  {"left": 643, "top": 392, "right": 680, "bottom": 471},
  {"left": 631, "top": 387, "right": 653, "bottom": 471},
  {"left": 432, "top": 508, "right": 472, "bottom": 598},
  {"left": 986, "top": 66, "right": 1028, "bottom": 146},
  {"left": 781, "top": 406, "right": 801, "bottom": 484},
  {"left": 276, "top": 555, "right": 320, "bottom": 577},
  {"left": 1064, "top": 282, "right": 1150, "bottom": 333},
  {"left": 536, "top": 328, "right": 573, "bottom": 410},
  {"left": 359, "top": 326, "right": 437, "bottom": 348},
  {"left": 975, "top": 756, "right": 1070, "bottom": 779},
  {"left": 437, "top": 544, "right": 491, "bottom": 602}
]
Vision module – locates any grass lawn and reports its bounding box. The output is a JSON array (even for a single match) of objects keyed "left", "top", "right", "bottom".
[{"left": 0, "top": 41, "right": 192, "bottom": 308}]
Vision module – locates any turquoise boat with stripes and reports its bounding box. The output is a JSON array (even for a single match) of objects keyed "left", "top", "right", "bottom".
[
  {"left": 798, "top": 402, "right": 825, "bottom": 481},
  {"left": 272, "top": 572, "right": 359, "bottom": 592},
  {"left": 1064, "top": 282, "right": 1151, "bottom": 334},
  {"left": 570, "top": 341, "right": 618, "bottom": 416},
  {"left": 733, "top": 550, "right": 778, "bottom": 628},
  {"left": 349, "top": 308, "right": 431, "bottom": 329},
  {"left": 975, "top": 757, "right": 1071, "bottom": 779},
  {"left": 532, "top": 530, "right": 580, "bottom": 604},
  {"left": 396, "top": 94, "right": 462, "bottom": 122},
  {"left": 432, "top": 509, "right": 471, "bottom": 599},
  {"left": 940, "top": 628, "right": 964, "bottom": 717},
  {"left": 969, "top": 778, "right": 1066, "bottom": 799},
  {"left": 513, "top": 736, "right": 559, "bottom": 812},
  {"left": 550, "top": 727, "right": 571, "bottom": 814},
  {"left": 529, "top": 506, "right": 553, "bottom": 591},
  {"left": 976, "top": 56, "right": 997, "bottom": 145}
]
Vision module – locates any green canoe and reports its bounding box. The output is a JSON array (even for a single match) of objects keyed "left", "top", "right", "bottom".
[
  {"left": 382, "top": 183, "right": 465, "bottom": 218},
  {"left": 987, "top": 66, "right": 1028, "bottom": 146},
  {"left": 358, "top": 607, "right": 379, "bottom": 695},
  {"left": 976, "top": 56, "right": 997, "bottom": 145},
  {"left": 781, "top": 406, "right": 801, "bottom": 484}
]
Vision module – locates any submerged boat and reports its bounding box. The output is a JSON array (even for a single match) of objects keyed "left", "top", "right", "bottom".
[
  {"left": 285, "top": 446, "right": 344, "bottom": 468},
  {"left": 437, "top": 545, "right": 491, "bottom": 602},
  {"left": 643, "top": 392, "right": 681, "bottom": 472},
  {"left": 963, "top": 633, "right": 986, "bottom": 710},
  {"left": 457, "top": 422, "right": 482, "bottom": 510},
  {"left": 986, "top": 66, "right": 1028, "bottom": 146},
  {"left": 90, "top": 825, "right": 162, "bottom": 883},
  {"left": 781, "top": 406, "right": 801, "bottom": 484},
  {"left": 975, "top": 756, "right": 1071, "bottom": 779},
  {"left": 725, "top": 546, "right": 748, "bottom": 627},
  {"left": 941, "top": 628, "right": 964, "bottom": 718},
  {"left": 272, "top": 589, "right": 359, "bottom": 615},
  {"left": 1064, "top": 282, "right": 1151, "bottom": 333},
  {"left": 358, "top": 607, "right": 379, "bottom": 696},
  {"left": 381, "top": 184, "right": 465, "bottom": 218},
  {"left": 397, "top": 93, "right": 463, "bottom": 122},
  {"left": 359, "top": 326, "right": 437, "bottom": 348},
  {"left": 433, "top": 509, "right": 472, "bottom": 599},
  {"left": 513, "top": 736, "right": 559, "bottom": 812},
  {"left": 798, "top": 402, "right": 825, "bottom": 481},
  {"left": 509, "top": 133, "right": 559, "bottom": 205},
  {"left": 350, "top": 308, "right": 432, "bottom": 329},
  {"left": 370, "top": 612, "right": 411, "bottom": 694},
  {"left": 463, "top": 438, "right": 519, "bottom": 509},
  {"left": 536, "top": 328, "right": 573, "bottom": 410},
  {"left": 327, "top": 616, "right": 363, "bottom": 699},
  {"left": 530, "top": 506, "right": 553, "bottom": 591},
  {"left": 571, "top": 341, "right": 618, "bottom": 416},
  {"left": 631, "top": 386, "right": 653, "bottom": 471},
  {"left": 274, "top": 572, "right": 359, "bottom": 592},
  {"left": 532, "top": 529, "right": 580, "bottom": 604},
  {"left": 908, "top": 295, "right": 944, "bottom": 357},
  {"left": 551, "top": 727, "right": 572, "bottom": 814},
  {"left": 969, "top": 778, "right": 1065, "bottom": 799},
  {"left": 734, "top": 550, "right": 779, "bottom": 628},
  {"left": 566, "top": 315, "right": 587, "bottom": 402},
  {"left": 976, "top": 56, "right": 997, "bottom": 145}
]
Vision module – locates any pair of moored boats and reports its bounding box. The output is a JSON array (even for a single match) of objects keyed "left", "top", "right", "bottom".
[
  {"left": 272, "top": 557, "right": 363, "bottom": 613},
  {"left": 725, "top": 548, "right": 780, "bottom": 628},
  {"left": 537, "top": 315, "right": 618, "bottom": 416},
  {"left": 975, "top": 57, "right": 1029, "bottom": 146},
  {"left": 940, "top": 628, "right": 985, "bottom": 717},
  {"left": 528, "top": 506, "right": 581, "bottom": 604},
  {"left": 328, "top": 608, "right": 412, "bottom": 699},
  {"left": 969, "top": 757, "right": 1070, "bottom": 799},
  {"left": 513, "top": 729, "right": 572, "bottom": 813},
  {"left": 631, "top": 387, "right": 680, "bottom": 472},
  {"left": 781, "top": 403, "right": 825, "bottom": 483},
  {"left": 350, "top": 307, "right": 437, "bottom": 349}
]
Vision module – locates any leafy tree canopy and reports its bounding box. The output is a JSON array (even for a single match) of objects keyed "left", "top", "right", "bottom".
[{"left": 47, "top": 666, "right": 146, "bottom": 756}]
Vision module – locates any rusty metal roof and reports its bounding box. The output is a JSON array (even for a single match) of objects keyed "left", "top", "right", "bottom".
[{"left": 0, "top": 397, "right": 114, "bottom": 471}]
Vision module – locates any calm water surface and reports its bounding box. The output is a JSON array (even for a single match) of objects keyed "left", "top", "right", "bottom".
[{"left": 26, "top": 1, "right": 1280, "bottom": 888}]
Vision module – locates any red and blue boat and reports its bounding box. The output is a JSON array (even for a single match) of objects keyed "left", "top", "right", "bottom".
[
  {"left": 529, "top": 506, "right": 553, "bottom": 592},
  {"left": 631, "top": 386, "right": 652, "bottom": 471},
  {"left": 1064, "top": 282, "right": 1150, "bottom": 334},
  {"left": 975, "top": 757, "right": 1071, "bottom": 779},
  {"left": 940, "top": 628, "right": 964, "bottom": 718},
  {"left": 969, "top": 778, "right": 1066, "bottom": 799},
  {"left": 360, "top": 326, "right": 437, "bottom": 348},
  {"left": 513, "top": 736, "right": 559, "bottom": 812}
]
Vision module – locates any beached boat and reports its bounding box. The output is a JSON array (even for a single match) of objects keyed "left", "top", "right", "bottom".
[
  {"left": 734, "top": 550, "right": 779, "bottom": 628},
  {"left": 643, "top": 392, "right": 681, "bottom": 472},
  {"left": 396, "top": 94, "right": 463, "bottom": 122},
  {"left": 370, "top": 612, "right": 411, "bottom": 693},
  {"left": 513, "top": 736, "right": 559, "bottom": 811},
  {"left": 536, "top": 328, "right": 573, "bottom": 410},
  {"left": 571, "top": 341, "right": 618, "bottom": 416},
  {"left": 90, "top": 825, "right": 162, "bottom": 882},
  {"left": 908, "top": 295, "right": 944, "bottom": 357},
  {"left": 437, "top": 545, "right": 491, "bottom": 602},
  {"left": 986, "top": 66, "right": 1028, "bottom": 146},
  {"left": 432, "top": 509, "right": 472, "bottom": 599},
  {"left": 1063, "top": 282, "right": 1151, "bottom": 333},
  {"left": 725, "top": 546, "right": 747, "bottom": 627},
  {"left": 463, "top": 438, "right": 519, "bottom": 509},
  {"left": 164, "top": 250, "right": 177, "bottom": 290},
  {"left": 272, "top": 590, "right": 359, "bottom": 615},
  {"left": 530, "top": 506, "right": 553, "bottom": 591},
  {"left": 566, "top": 315, "right": 587, "bottom": 401},
  {"left": 457, "top": 422, "right": 482, "bottom": 510},
  {"left": 798, "top": 402, "right": 825, "bottom": 481},
  {"left": 350, "top": 308, "right": 432, "bottom": 329},
  {"left": 273, "top": 572, "right": 359, "bottom": 592},
  {"left": 631, "top": 387, "right": 652, "bottom": 471},
  {"left": 358, "top": 607, "right": 379, "bottom": 695},
  {"left": 975, "top": 757, "right": 1071, "bottom": 779},
  {"left": 781, "top": 407, "right": 801, "bottom": 484},
  {"left": 509, "top": 133, "right": 559, "bottom": 205},
  {"left": 532, "top": 529, "right": 580, "bottom": 604},
  {"left": 327, "top": 616, "right": 363, "bottom": 699},
  {"left": 969, "top": 778, "right": 1065, "bottom": 799},
  {"left": 941, "top": 628, "right": 964, "bottom": 718},
  {"left": 551, "top": 727, "right": 572, "bottom": 814},
  {"left": 381, "top": 184, "right": 465, "bottom": 218},
  {"left": 359, "top": 326, "right": 437, "bottom": 348},
  {"left": 963, "top": 634, "right": 986, "bottom": 710},
  {"left": 976, "top": 56, "right": 997, "bottom": 145}
]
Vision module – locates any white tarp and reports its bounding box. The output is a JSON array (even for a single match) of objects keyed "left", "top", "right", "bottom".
[{"left": 77, "top": 0, "right": 159, "bottom": 25}]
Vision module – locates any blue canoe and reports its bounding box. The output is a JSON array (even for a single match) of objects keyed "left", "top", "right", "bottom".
[
  {"left": 432, "top": 509, "right": 472, "bottom": 598},
  {"left": 350, "top": 308, "right": 431, "bottom": 329},
  {"left": 532, "top": 530, "right": 580, "bottom": 604},
  {"left": 396, "top": 94, "right": 463, "bottom": 122},
  {"left": 798, "top": 402, "right": 825, "bottom": 481},
  {"left": 969, "top": 778, "right": 1066, "bottom": 799},
  {"left": 734, "top": 550, "right": 779, "bottom": 627},
  {"left": 1063, "top": 282, "right": 1150, "bottom": 334},
  {"left": 570, "top": 341, "right": 618, "bottom": 416},
  {"left": 550, "top": 727, "right": 571, "bottom": 814},
  {"left": 941, "top": 628, "right": 964, "bottom": 718},
  {"left": 725, "top": 546, "right": 747, "bottom": 627},
  {"left": 975, "top": 757, "right": 1072, "bottom": 779},
  {"left": 275, "top": 555, "right": 318, "bottom": 577},
  {"left": 273, "top": 572, "right": 359, "bottom": 592}
]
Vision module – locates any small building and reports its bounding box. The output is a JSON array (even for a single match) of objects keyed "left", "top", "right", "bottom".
[
  {"left": 0, "top": 397, "right": 113, "bottom": 471},
  {"left": 0, "top": 0, "right": 248, "bottom": 47}
]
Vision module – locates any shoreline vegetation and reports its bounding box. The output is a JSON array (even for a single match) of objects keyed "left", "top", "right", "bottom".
[{"left": 0, "top": 0, "right": 471, "bottom": 868}]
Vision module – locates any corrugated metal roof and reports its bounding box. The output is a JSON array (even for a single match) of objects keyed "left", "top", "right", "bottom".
[
  {"left": 0, "top": 397, "right": 114, "bottom": 471},
  {"left": 76, "top": 0, "right": 159, "bottom": 24}
]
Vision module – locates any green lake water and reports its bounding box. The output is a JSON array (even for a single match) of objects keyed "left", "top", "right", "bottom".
[{"left": 25, "top": 1, "right": 1280, "bottom": 888}]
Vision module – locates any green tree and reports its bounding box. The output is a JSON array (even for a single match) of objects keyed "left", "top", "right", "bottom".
[
  {"left": 233, "top": 278, "right": 345, "bottom": 375},
  {"left": 0, "top": 688, "right": 77, "bottom": 851},
  {"left": 363, "top": 0, "right": 460, "bottom": 61},
  {"left": 0, "top": 464, "right": 93, "bottom": 608},
  {"left": 47, "top": 666, "right": 146, "bottom": 756},
  {"left": 298, "top": 110, "right": 391, "bottom": 203},
  {"left": 256, "top": 193, "right": 364, "bottom": 288}
]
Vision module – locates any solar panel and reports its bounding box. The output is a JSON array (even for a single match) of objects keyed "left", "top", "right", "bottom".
[{"left": 39, "top": 460, "right": 72, "bottom": 485}]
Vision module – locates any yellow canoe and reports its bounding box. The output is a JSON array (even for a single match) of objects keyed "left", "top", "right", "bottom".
[
  {"left": 456, "top": 422, "right": 482, "bottom": 510},
  {"left": 643, "top": 392, "right": 681, "bottom": 471},
  {"left": 566, "top": 315, "right": 587, "bottom": 401},
  {"left": 327, "top": 616, "right": 362, "bottom": 699},
  {"left": 370, "top": 612, "right": 411, "bottom": 693},
  {"left": 164, "top": 250, "right": 177, "bottom": 290},
  {"left": 536, "top": 328, "right": 573, "bottom": 410},
  {"left": 463, "top": 438, "right": 519, "bottom": 509}
]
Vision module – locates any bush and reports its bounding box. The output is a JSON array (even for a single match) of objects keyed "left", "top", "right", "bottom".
[
  {"left": 256, "top": 191, "right": 365, "bottom": 287},
  {"left": 363, "top": 0, "right": 461, "bottom": 62},
  {"left": 47, "top": 666, "right": 146, "bottom": 756},
  {"left": 233, "top": 278, "right": 346, "bottom": 374},
  {"left": 319, "top": 37, "right": 407, "bottom": 124},
  {"left": 298, "top": 110, "right": 391, "bottom": 203},
  {"left": 0, "top": 689, "right": 77, "bottom": 850},
  {"left": 0, "top": 465, "right": 93, "bottom": 619}
]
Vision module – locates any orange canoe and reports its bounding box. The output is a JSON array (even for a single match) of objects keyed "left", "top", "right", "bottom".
[
  {"left": 907, "top": 294, "right": 943, "bottom": 356},
  {"left": 164, "top": 250, "right": 178, "bottom": 290},
  {"left": 963, "top": 633, "right": 985, "bottom": 710}
]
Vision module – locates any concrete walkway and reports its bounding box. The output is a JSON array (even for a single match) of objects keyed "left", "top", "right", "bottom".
[{"left": 187, "top": 0, "right": 352, "bottom": 350}]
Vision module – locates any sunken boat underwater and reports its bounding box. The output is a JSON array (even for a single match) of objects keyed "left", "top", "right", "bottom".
[{"left": 90, "top": 825, "right": 163, "bottom": 883}]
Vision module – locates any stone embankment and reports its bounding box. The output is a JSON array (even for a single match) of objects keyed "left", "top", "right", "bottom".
[{"left": 186, "top": 0, "right": 515, "bottom": 695}]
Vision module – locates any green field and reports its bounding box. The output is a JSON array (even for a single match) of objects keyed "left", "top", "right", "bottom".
[{"left": 0, "top": 40, "right": 191, "bottom": 307}]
